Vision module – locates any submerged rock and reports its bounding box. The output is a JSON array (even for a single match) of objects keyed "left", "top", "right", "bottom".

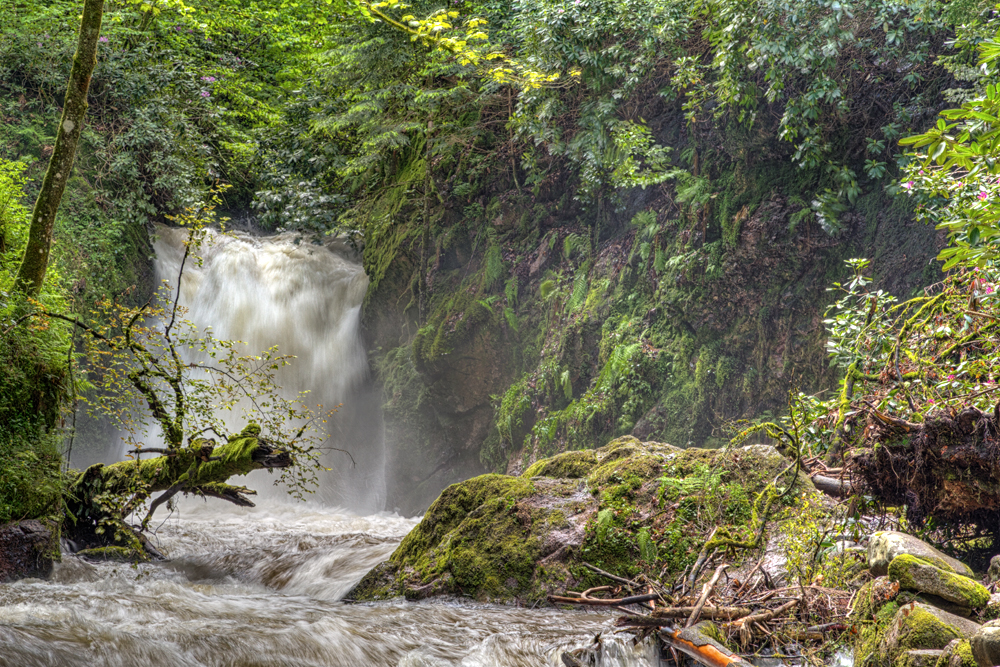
[
  {"left": 869, "top": 531, "right": 974, "bottom": 578},
  {"left": 0, "top": 520, "right": 57, "bottom": 582},
  {"left": 888, "top": 555, "right": 990, "bottom": 610},
  {"left": 350, "top": 437, "right": 818, "bottom": 603}
]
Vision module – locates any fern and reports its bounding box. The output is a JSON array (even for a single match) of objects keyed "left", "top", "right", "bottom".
[
  {"left": 560, "top": 368, "right": 572, "bottom": 401},
  {"left": 595, "top": 508, "right": 614, "bottom": 543},
  {"left": 568, "top": 269, "right": 588, "bottom": 311},
  {"left": 540, "top": 279, "right": 557, "bottom": 300},
  {"left": 483, "top": 243, "right": 504, "bottom": 290},
  {"left": 637, "top": 527, "right": 658, "bottom": 563}
]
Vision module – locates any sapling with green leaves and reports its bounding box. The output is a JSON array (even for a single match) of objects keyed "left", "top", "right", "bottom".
[{"left": 10, "top": 200, "right": 332, "bottom": 558}]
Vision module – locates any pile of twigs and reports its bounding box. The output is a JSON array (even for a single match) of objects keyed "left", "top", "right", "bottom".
[{"left": 551, "top": 560, "right": 854, "bottom": 666}]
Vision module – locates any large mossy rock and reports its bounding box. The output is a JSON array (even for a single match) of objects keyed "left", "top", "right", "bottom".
[
  {"left": 889, "top": 555, "right": 990, "bottom": 610},
  {"left": 855, "top": 601, "right": 981, "bottom": 667},
  {"left": 870, "top": 531, "right": 974, "bottom": 578},
  {"left": 350, "top": 437, "right": 818, "bottom": 603}
]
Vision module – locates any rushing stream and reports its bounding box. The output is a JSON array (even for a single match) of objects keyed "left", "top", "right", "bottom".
[{"left": 0, "top": 500, "right": 656, "bottom": 666}]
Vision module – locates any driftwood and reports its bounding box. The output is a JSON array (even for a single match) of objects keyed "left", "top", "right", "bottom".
[
  {"left": 811, "top": 474, "right": 853, "bottom": 497},
  {"left": 687, "top": 564, "right": 729, "bottom": 627},
  {"left": 722, "top": 599, "right": 800, "bottom": 630},
  {"left": 616, "top": 606, "right": 754, "bottom": 627},
  {"left": 548, "top": 592, "right": 661, "bottom": 606},
  {"left": 661, "top": 622, "right": 755, "bottom": 667}
]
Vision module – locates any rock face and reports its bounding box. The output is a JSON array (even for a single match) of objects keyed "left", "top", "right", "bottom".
[
  {"left": 0, "top": 520, "right": 57, "bottom": 582},
  {"left": 888, "top": 555, "right": 990, "bottom": 610},
  {"left": 971, "top": 620, "right": 1000, "bottom": 667},
  {"left": 350, "top": 437, "right": 818, "bottom": 603},
  {"left": 869, "top": 531, "right": 974, "bottom": 578}
]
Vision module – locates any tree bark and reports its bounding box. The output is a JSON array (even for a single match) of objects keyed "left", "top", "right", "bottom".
[{"left": 16, "top": 0, "right": 104, "bottom": 296}]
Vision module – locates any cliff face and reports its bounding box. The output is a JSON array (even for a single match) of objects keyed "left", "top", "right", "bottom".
[{"left": 362, "top": 102, "right": 944, "bottom": 515}]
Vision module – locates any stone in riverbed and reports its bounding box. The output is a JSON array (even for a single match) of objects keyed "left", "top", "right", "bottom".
[
  {"left": 888, "top": 555, "right": 990, "bottom": 610},
  {"left": 870, "top": 531, "right": 974, "bottom": 578},
  {"left": 970, "top": 619, "right": 1000, "bottom": 667},
  {"left": 880, "top": 602, "right": 981, "bottom": 661},
  {"left": 0, "top": 520, "right": 57, "bottom": 582}
]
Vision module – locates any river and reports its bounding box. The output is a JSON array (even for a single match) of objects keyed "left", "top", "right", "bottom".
[{"left": 0, "top": 500, "right": 656, "bottom": 666}]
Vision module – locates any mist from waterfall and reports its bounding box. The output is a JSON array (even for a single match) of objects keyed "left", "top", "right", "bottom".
[{"left": 148, "top": 223, "right": 386, "bottom": 512}]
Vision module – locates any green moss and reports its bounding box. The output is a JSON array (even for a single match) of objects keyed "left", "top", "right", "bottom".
[
  {"left": 392, "top": 474, "right": 534, "bottom": 565},
  {"left": 935, "top": 640, "right": 976, "bottom": 667},
  {"left": 522, "top": 449, "right": 598, "bottom": 478},
  {"left": 888, "top": 554, "right": 990, "bottom": 609}
]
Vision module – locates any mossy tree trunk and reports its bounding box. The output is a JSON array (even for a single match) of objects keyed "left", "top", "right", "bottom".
[
  {"left": 15, "top": 0, "right": 104, "bottom": 296},
  {"left": 65, "top": 424, "right": 293, "bottom": 555}
]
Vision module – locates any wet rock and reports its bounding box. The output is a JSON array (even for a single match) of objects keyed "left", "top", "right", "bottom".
[
  {"left": 50, "top": 554, "right": 100, "bottom": 584},
  {"left": 0, "top": 520, "right": 57, "bottom": 582},
  {"left": 988, "top": 556, "right": 1000, "bottom": 584},
  {"left": 880, "top": 602, "right": 981, "bottom": 660},
  {"left": 889, "top": 555, "right": 990, "bottom": 609},
  {"left": 869, "top": 531, "right": 973, "bottom": 578},
  {"left": 937, "top": 639, "right": 977, "bottom": 667},
  {"left": 971, "top": 620, "right": 1000, "bottom": 667},
  {"left": 899, "top": 649, "right": 944, "bottom": 667}
]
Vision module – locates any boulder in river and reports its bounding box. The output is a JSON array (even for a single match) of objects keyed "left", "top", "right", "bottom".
[
  {"left": 0, "top": 520, "right": 57, "bottom": 582},
  {"left": 879, "top": 603, "right": 981, "bottom": 665},
  {"left": 350, "top": 436, "right": 819, "bottom": 603},
  {"left": 869, "top": 531, "right": 974, "bottom": 578}
]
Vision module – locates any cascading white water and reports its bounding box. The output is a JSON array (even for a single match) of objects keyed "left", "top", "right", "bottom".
[
  {"left": 10, "top": 224, "right": 665, "bottom": 667},
  {"left": 0, "top": 500, "right": 658, "bottom": 667},
  {"left": 151, "top": 223, "right": 386, "bottom": 512}
]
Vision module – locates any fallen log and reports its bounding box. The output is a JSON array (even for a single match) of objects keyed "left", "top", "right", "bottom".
[
  {"left": 811, "top": 474, "right": 853, "bottom": 498},
  {"left": 548, "top": 592, "right": 661, "bottom": 606},
  {"left": 616, "top": 606, "right": 753, "bottom": 626},
  {"left": 661, "top": 622, "right": 754, "bottom": 667}
]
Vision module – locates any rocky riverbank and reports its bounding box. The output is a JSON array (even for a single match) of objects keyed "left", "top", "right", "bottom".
[{"left": 352, "top": 439, "right": 1000, "bottom": 666}]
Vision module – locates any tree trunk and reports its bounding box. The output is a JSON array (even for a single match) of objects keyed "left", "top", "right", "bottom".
[
  {"left": 16, "top": 0, "right": 104, "bottom": 296},
  {"left": 65, "top": 424, "right": 292, "bottom": 555}
]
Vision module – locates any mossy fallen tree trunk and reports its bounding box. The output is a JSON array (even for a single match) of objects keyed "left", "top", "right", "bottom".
[
  {"left": 848, "top": 405, "right": 1000, "bottom": 534},
  {"left": 65, "top": 424, "right": 292, "bottom": 558}
]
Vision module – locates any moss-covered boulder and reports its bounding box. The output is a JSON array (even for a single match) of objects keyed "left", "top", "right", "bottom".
[
  {"left": 350, "top": 437, "right": 818, "bottom": 603},
  {"left": 936, "top": 639, "right": 977, "bottom": 667},
  {"left": 898, "top": 650, "right": 945, "bottom": 667},
  {"left": 877, "top": 603, "right": 981, "bottom": 666},
  {"left": 889, "top": 555, "right": 990, "bottom": 610},
  {"left": 870, "top": 531, "right": 974, "bottom": 578}
]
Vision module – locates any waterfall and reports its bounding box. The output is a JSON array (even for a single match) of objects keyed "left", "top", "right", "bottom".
[{"left": 149, "top": 223, "right": 386, "bottom": 512}]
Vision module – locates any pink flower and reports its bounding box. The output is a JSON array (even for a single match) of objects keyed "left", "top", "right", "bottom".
[
  {"left": 980, "top": 191, "right": 989, "bottom": 201},
  {"left": 903, "top": 181, "right": 914, "bottom": 190},
  {"left": 99, "top": 36, "right": 108, "bottom": 43},
  {"left": 948, "top": 374, "right": 956, "bottom": 380},
  {"left": 200, "top": 91, "right": 210, "bottom": 97}
]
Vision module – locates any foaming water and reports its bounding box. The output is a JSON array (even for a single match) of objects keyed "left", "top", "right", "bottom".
[
  {"left": 149, "top": 224, "right": 386, "bottom": 512},
  {"left": 0, "top": 502, "right": 657, "bottom": 667}
]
